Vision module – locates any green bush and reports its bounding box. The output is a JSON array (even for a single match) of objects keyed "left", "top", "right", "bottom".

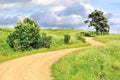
[
  {"left": 39, "top": 33, "right": 52, "bottom": 48},
  {"left": 76, "top": 33, "right": 86, "bottom": 42},
  {"left": 64, "top": 34, "right": 71, "bottom": 44},
  {"left": 80, "top": 31, "right": 96, "bottom": 37},
  {"left": 7, "top": 17, "right": 40, "bottom": 51}
]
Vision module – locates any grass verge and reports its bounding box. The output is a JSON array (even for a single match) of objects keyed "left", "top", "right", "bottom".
[
  {"left": 0, "top": 42, "right": 89, "bottom": 63},
  {"left": 94, "top": 34, "right": 120, "bottom": 43},
  {"left": 51, "top": 40, "right": 120, "bottom": 80}
]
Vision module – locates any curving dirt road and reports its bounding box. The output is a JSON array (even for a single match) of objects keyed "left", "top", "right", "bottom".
[{"left": 0, "top": 37, "right": 103, "bottom": 80}]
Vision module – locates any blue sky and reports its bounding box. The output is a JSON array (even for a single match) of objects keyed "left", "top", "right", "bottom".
[
  {"left": 91, "top": 0, "right": 120, "bottom": 13},
  {"left": 0, "top": 0, "right": 120, "bottom": 33}
]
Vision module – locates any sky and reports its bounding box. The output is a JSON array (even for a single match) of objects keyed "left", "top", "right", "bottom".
[{"left": 0, "top": 0, "right": 120, "bottom": 33}]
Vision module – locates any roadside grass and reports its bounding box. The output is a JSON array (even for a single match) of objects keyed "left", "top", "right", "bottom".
[
  {"left": 0, "top": 28, "right": 89, "bottom": 62},
  {"left": 94, "top": 34, "right": 120, "bottom": 43},
  {"left": 0, "top": 31, "right": 14, "bottom": 56},
  {"left": 51, "top": 40, "right": 120, "bottom": 80}
]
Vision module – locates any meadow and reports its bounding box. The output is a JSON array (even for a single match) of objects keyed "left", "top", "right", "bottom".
[
  {"left": 52, "top": 34, "right": 120, "bottom": 80},
  {"left": 94, "top": 34, "right": 120, "bottom": 43},
  {"left": 0, "top": 28, "right": 89, "bottom": 62}
]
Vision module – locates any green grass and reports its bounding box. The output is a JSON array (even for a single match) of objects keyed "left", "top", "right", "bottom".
[
  {"left": 0, "top": 27, "right": 14, "bottom": 32},
  {"left": 94, "top": 34, "right": 120, "bottom": 43},
  {"left": 51, "top": 40, "right": 120, "bottom": 80},
  {"left": 0, "top": 31, "right": 14, "bottom": 56},
  {"left": 41, "top": 29, "right": 92, "bottom": 47},
  {"left": 41, "top": 29, "right": 85, "bottom": 36},
  {"left": 0, "top": 28, "right": 89, "bottom": 62}
]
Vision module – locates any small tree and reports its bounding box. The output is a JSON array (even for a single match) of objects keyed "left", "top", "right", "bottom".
[
  {"left": 39, "top": 33, "right": 52, "bottom": 48},
  {"left": 85, "top": 10, "right": 110, "bottom": 35},
  {"left": 64, "top": 34, "right": 71, "bottom": 44},
  {"left": 7, "top": 17, "right": 40, "bottom": 51}
]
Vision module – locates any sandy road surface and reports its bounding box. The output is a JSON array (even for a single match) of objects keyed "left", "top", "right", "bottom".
[{"left": 0, "top": 37, "right": 103, "bottom": 80}]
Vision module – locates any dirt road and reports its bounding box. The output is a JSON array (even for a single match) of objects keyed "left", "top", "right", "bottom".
[{"left": 0, "top": 37, "right": 103, "bottom": 80}]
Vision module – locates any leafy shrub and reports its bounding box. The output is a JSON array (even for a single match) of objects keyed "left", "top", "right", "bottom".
[
  {"left": 76, "top": 33, "right": 86, "bottom": 42},
  {"left": 80, "top": 31, "right": 96, "bottom": 37},
  {"left": 7, "top": 17, "right": 40, "bottom": 51},
  {"left": 64, "top": 34, "right": 71, "bottom": 44},
  {"left": 39, "top": 33, "right": 52, "bottom": 48}
]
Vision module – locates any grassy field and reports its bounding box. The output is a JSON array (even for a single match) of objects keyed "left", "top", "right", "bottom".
[
  {"left": 0, "top": 28, "right": 89, "bottom": 62},
  {"left": 52, "top": 35, "right": 120, "bottom": 80},
  {"left": 94, "top": 34, "right": 120, "bottom": 43},
  {"left": 41, "top": 29, "right": 85, "bottom": 36}
]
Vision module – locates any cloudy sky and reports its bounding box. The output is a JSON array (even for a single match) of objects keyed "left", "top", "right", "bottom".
[{"left": 0, "top": 0, "right": 120, "bottom": 33}]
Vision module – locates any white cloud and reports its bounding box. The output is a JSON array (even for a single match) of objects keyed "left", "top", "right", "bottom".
[
  {"left": 32, "top": 0, "right": 90, "bottom": 6},
  {"left": 97, "top": 0, "right": 120, "bottom": 3},
  {"left": 82, "top": 3, "right": 94, "bottom": 14},
  {"left": 0, "top": 3, "right": 18, "bottom": 10},
  {"left": 32, "top": 0, "right": 55, "bottom": 6},
  {"left": 109, "top": 14, "right": 120, "bottom": 24},
  {"left": 31, "top": 10, "right": 83, "bottom": 28},
  {"left": 58, "top": 14, "right": 82, "bottom": 25},
  {"left": 0, "top": 15, "right": 20, "bottom": 26},
  {"left": 0, "top": 0, "right": 94, "bottom": 30},
  {"left": 51, "top": 6, "right": 66, "bottom": 12},
  {"left": 105, "top": 13, "right": 120, "bottom": 33},
  {"left": 30, "top": 0, "right": 94, "bottom": 29},
  {"left": 45, "top": 14, "right": 82, "bottom": 25}
]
